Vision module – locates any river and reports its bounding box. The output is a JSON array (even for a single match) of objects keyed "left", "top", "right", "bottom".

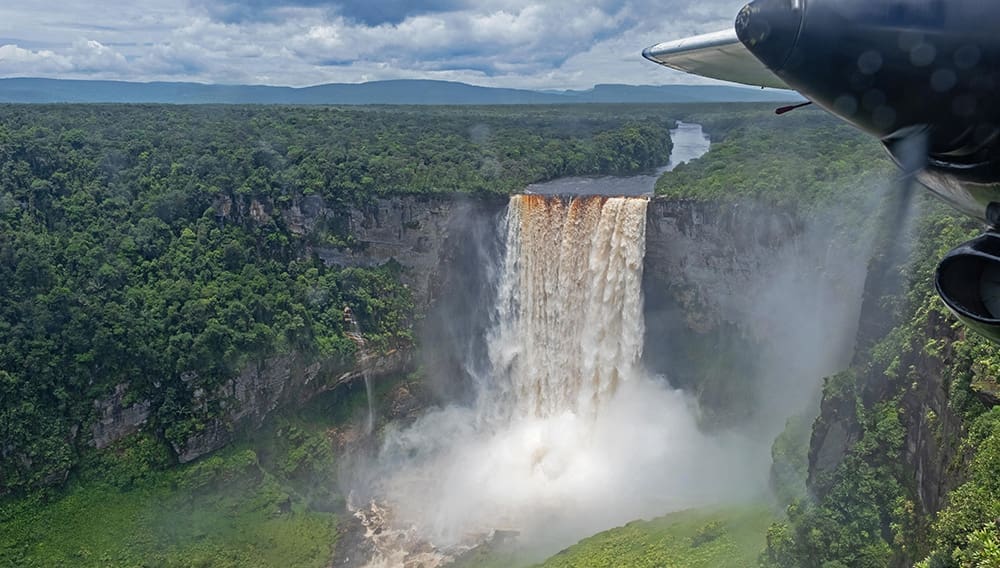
[
  {"left": 356, "top": 192, "right": 742, "bottom": 566},
  {"left": 525, "top": 121, "right": 711, "bottom": 197}
]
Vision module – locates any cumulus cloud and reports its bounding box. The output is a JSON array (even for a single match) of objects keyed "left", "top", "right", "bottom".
[
  {"left": 0, "top": 44, "right": 72, "bottom": 74},
  {"left": 196, "top": 0, "right": 466, "bottom": 25},
  {"left": 0, "top": 40, "right": 132, "bottom": 76},
  {"left": 292, "top": 3, "right": 630, "bottom": 73},
  {"left": 0, "top": 0, "right": 751, "bottom": 88},
  {"left": 68, "top": 40, "right": 130, "bottom": 71}
]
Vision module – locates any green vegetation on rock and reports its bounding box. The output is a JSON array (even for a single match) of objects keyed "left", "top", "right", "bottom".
[
  {"left": 656, "top": 108, "right": 893, "bottom": 207},
  {"left": 762, "top": 202, "right": 1000, "bottom": 567},
  {"left": 0, "top": 441, "right": 336, "bottom": 568},
  {"left": 0, "top": 104, "right": 675, "bottom": 496},
  {"left": 536, "top": 507, "right": 775, "bottom": 568},
  {"left": 919, "top": 408, "right": 1000, "bottom": 567}
]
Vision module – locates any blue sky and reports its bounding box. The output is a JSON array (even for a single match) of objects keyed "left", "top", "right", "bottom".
[{"left": 0, "top": 0, "right": 747, "bottom": 88}]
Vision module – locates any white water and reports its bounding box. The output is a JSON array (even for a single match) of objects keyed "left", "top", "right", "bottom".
[
  {"left": 489, "top": 195, "right": 647, "bottom": 419},
  {"left": 363, "top": 373, "right": 375, "bottom": 435},
  {"left": 358, "top": 195, "right": 760, "bottom": 565},
  {"left": 344, "top": 307, "right": 376, "bottom": 435}
]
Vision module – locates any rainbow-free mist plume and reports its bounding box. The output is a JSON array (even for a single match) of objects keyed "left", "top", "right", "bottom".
[{"left": 351, "top": 195, "right": 760, "bottom": 565}]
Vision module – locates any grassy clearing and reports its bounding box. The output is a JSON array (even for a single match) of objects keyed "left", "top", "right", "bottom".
[
  {"left": 0, "top": 372, "right": 420, "bottom": 568},
  {"left": 534, "top": 506, "right": 775, "bottom": 568},
  {"left": 0, "top": 447, "right": 337, "bottom": 568}
]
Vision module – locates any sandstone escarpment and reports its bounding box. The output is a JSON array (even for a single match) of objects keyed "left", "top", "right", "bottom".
[{"left": 93, "top": 195, "right": 506, "bottom": 462}]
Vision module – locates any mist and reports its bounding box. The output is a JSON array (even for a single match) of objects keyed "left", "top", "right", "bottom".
[
  {"left": 366, "top": 374, "right": 756, "bottom": 553},
  {"left": 346, "top": 195, "right": 765, "bottom": 564},
  {"left": 737, "top": 180, "right": 909, "bottom": 444},
  {"left": 344, "top": 178, "right": 894, "bottom": 565},
  {"left": 739, "top": 202, "right": 880, "bottom": 438}
]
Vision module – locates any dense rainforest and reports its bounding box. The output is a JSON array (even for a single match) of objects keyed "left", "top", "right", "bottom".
[
  {"left": 654, "top": 109, "right": 1000, "bottom": 567},
  {"left": 0, "top": 104, "right": 674, "bottom": 496},
  {"left": 2, "top": 102, "right": 999, "bottom": 568}
]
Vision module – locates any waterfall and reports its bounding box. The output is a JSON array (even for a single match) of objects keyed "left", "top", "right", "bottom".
[
  {"left": 343, "top": 306, "right": 375, "bottom": 435},
  {"left": 488, "top": 195, "right": 649, "bottom": 419},
  {"left": 358, "top": 194, "right": 745, "bottom": 565}
]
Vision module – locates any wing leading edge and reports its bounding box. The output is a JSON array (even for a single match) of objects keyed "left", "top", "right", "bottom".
[{"left": 643, "top": 29, "right": 789, "bottom": 90}]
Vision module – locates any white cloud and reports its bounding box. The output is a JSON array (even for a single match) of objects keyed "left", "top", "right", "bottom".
[
  {"left": 69, "top": 40, "right": 129, "bottom": 71},
  {"left": 0, "top": 0, "right": 753, "bottom": 88},
  {"left": 0, "top": 40, "right": 131, "bottom": 76},
  {"left": 0, "top": 44, "right": 73, "bottom": 74}
]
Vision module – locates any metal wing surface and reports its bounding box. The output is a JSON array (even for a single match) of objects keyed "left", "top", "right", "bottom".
[{"left": 643, "top": 29, "right": 789, "bottom": 90}]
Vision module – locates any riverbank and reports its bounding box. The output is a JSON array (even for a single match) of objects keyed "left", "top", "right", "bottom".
[{"left": 526, "top": 121, "right": 710, "bottom": 196}]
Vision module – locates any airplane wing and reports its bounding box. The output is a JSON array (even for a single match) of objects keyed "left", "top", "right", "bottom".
[{"left": 642, "top": 29, "right": 789, "bottom": 90}]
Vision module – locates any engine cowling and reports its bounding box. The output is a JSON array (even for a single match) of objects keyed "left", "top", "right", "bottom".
[
  {"left": 738, "top": 0, "right": 1000, "bottom": 222},
  {"left": 935, "top": 231, "right": 1000, "bottom": 344}
]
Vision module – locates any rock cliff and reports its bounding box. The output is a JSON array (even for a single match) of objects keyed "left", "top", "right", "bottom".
[
  {"left": 643, "top": 199, "right": 802, "bottom": 333},
  {"left": 96, "top": 191, "right": 946, "bottom": 500},
  {"left": 642, "top": 198, "right": 868, "bottom": 430},
  {"left": 93, "top": 194, "right": 506, "bottom": 462},
  {"left": 806, "top": 259, "right": 972, "bottom": 520},
  {"left": 311, "top": 195, "right": 505, "bottom": 312}
]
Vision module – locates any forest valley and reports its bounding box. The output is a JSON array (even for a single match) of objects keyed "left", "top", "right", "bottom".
[{"left": 0, "top": 104, "right": 998, "bottom": 567}]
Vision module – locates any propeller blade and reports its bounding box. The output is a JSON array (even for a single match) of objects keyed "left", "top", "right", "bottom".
[
  {"left": 866, "top": 126, "right": 931, "bottom": 320},
  {"left": 885, "top": 127, "right": 930, "bottom": 247}
]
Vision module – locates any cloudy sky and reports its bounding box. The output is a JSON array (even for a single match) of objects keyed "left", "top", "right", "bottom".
[{"left": 0, "top": 0, "right": 747, "bottom": 89}]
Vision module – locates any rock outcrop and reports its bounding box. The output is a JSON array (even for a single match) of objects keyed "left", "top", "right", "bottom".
[
  {"left": 92, "top": 384, "right": 152, "bottom": 450},
  {"left": 92, "top": 194, "right": 506, "bottom": 462},
  {"left": 642, "top": 198, "right": 867, "bottom": 430},
  {"left": 309, "top": 194, "right": 506, "bottom": 312}
]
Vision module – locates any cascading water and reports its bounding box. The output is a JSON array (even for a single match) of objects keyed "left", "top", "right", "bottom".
[
  {"left": 354, "top": 194, "right": 755, "bottom": 566},
  {"left": 488, "top": 195, "right": 648, "bottom": 420},
  {"left": 344, "top": 306, "right": 375, "bottom": 435}
]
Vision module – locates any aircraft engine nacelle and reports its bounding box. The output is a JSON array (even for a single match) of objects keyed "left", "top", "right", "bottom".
[
  {"left": 935, "top": 231, "right": 1000, "bottom": 344},
  {"left": 738, "top": 0, "right": 1000, "bottom": 222}
]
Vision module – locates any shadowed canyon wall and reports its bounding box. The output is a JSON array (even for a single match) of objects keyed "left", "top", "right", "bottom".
[{"left": 93, "top": 192, "right": 904, "bottom": 502}]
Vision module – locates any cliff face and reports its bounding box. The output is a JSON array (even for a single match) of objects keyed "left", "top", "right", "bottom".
[
  {"left": 643, "top": 199, "right": 802, "bottom": 333},
  {"left": 642, "top": 199, "right": 868, "bottom": 430},
  {"left": 98, "top": 191, "right": 963, "bottom": 507},
  {"left": 168, "top": 350, "right": 413, "bottom": 462},
  {"left": 311, "top": 195, "right": 506, "bottom": 312},
  {"left": 93, "top": 319, "right": 416, "bottom": 464},
  {"left": 103, "top": 195, "right": 834, "bottom": 460},
  {"left": 807, "top": 266, "right": 971, "bottom": 519},
  {"left": 105, "top": 196, "right": 819, "bottom": 458},
  {"left": 893, "top": 312, "right": 969, "bottom": 517},
  {"left": 93, "top": 195, "right": 506, "bottom": 462}
]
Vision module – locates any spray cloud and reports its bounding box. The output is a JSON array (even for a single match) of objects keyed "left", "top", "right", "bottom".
[{"left": 353, "top": 195, "right": 766, "bottom": 563}]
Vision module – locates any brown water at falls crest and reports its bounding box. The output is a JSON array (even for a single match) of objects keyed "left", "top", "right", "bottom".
[
  {"left": 491, "top": 195, "right": 648, "bottom": 419},
  {"left": 356, "top": 193, "right": 743, "bottom": 566}
]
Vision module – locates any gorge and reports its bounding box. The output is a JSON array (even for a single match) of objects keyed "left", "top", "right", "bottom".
[
  {"left": 337, "top": 177, "right": 874, "bottom": 564},
  {"left": 240, "top": 121, "right": 876, "bottom": 565},
  {"left": 353, "top": 195, "right": 748, "bottom": 565},
  {"left": 5, "top": 105, "right": 999, "bottom": 567}
]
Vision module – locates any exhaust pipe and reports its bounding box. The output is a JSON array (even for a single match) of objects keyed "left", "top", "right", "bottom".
[{"left": 935, "top": 231, "right": 1000, "bottom": 343}]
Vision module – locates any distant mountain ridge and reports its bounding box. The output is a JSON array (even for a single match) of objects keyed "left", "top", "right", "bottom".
[{"left": 0, "top": 78, "right": 800, "bottom": 105}]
